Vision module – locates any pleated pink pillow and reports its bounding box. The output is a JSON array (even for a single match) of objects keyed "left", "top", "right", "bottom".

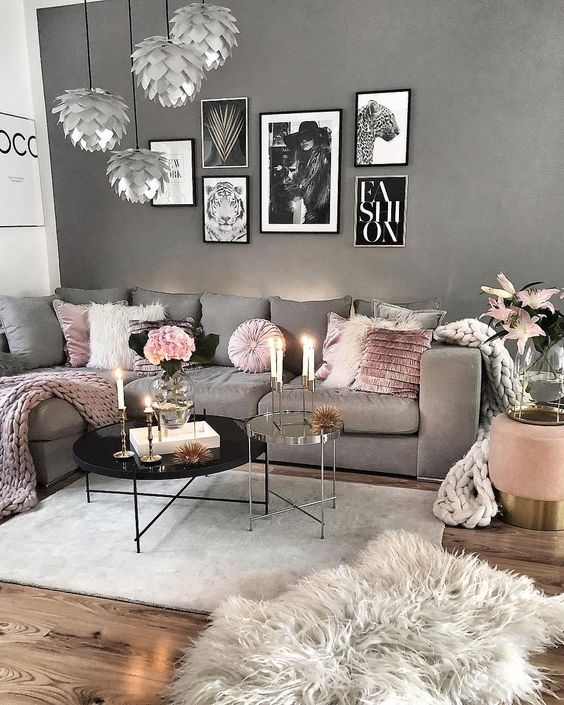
[{"left": 228, "top": 319, "right": 283, "bottom": 373}]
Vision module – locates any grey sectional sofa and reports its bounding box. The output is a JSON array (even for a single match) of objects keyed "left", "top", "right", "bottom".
[{"left": 0, "top": 287, "right": 481, "bottom": 486}]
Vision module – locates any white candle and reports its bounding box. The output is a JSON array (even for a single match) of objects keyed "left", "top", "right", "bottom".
[
  {"left": 276, "top": 338, "right": 283, "bottom": 384},
  {"left": 115, "top": 368, "right": 125, "bottom": 409},
  {"left": 301, "top": 336, "right": 309, "bottom": 379},
  {"left": 144, "top": 396, "right": 153, "bottom": 414},
  {"left": 308, "top": 341, "right": 315, "bottom": 381},
  {"left": 269, "top": 338, "right": 277, "bottom": 379}
]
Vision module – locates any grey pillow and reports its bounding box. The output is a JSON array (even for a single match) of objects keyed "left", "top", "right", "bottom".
[
  {"left": 131, "top": 287, "right": 201, "bottom": 323},
  {"left": 353, "top": 297, "right": 442, "bottom": 317},
  {"left": 0, "top": 331, "right": 8, "bottom": 353},
  {"left": 270, "top": 295, "right": 352, "bottom": 374},
  {"left": 55, "top": 286, "right": 132, "bottom": 304},
  {"left": 0, "top": 352, "right": 25, "bottom": 377},
  {"left": 0, "top": 295, "right": 65, "bottom": 369},
  {"left": 201, "top": 293, "right": 270, "bottom": 366},
  {"left": 377, "top": 302, "right": 447, "bottom": 330}
]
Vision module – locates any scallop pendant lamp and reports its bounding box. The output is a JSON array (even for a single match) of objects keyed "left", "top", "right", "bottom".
[
  {"left": 52, "top": 0, "right": 129, "bottom": 152},
  {"left": 107, "top": 0, "right": 169, "bottom": 204},
  {"left": 170, "top": 2, "right": 239, "bottom": 71}
]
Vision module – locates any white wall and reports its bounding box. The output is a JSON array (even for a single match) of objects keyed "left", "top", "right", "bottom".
[{"left": 0, "top": 0, "right": 55, "bottom": 296}]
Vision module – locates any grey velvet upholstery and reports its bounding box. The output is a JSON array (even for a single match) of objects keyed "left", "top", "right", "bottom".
[
  {"left": 200, "top": 293, "right": 270, "bottom": 366},
  {"left": 258, "top": 377, "right": 419, "bottom": 434},
  {"left": 0, "top": 332, "right": 8, "bottom": 353},
  {"left": 55, "top": 286, "right": 132, "bottom": 304},
  {"left": 269, "top": 295, "right": 352, "bottom": 374},
  {"left": 131, "top": 287, "right": 202, "bottom": 322},
  {"left": 0, "top": 295, "right": 64, "bottom": 369},
  {"left": 0, "top": 351, "right": 25, "bottom": 376},
  {"left": 353, "top": 297, "right": 442, "bottom": 317},
  {"left": 417, "top": 345, "right": 481, "bottom": 479},
  {"left": 29, "top": 398, "right": 85, "bottom": 441},
  {"left": 31, "top": 434, "right": 82, "bottom": 486}
]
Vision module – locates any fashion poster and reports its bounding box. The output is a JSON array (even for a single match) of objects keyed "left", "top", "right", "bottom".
[
  {"left": 201, "top": 97, "right": 248, "bottom": 168},
  {"left": 354, "top": 176, "right": 408, "bottom": 247},
  {"left": 355, "top": 90, "right": 410, "bottom": 166},
  {"left": 149, "top": 139, "right": 196, "bottom": 206},
  {"left": 260, "top": 109, "right": 342, "bottom": 233},
  {"left": 202, "top": 176, "right": 249, "bottom": 244}
]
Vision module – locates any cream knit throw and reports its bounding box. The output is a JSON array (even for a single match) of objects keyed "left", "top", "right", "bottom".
[
  {"left": 432, "top": 318, "right": 522, "bottom": 528},
  {"left": 0, "top": 370, "right": 117, "bottom": 518}
]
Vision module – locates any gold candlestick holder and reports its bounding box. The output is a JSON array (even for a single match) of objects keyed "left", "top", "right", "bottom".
[
  {"left": 114, "top": 407, "right": 135, "bottom": 459},
  {"left": 271, "top": 376, "right": 315, "bottom": 429},
  {"left": 140, "top": 409, "right": 162, "bottom": 465}
]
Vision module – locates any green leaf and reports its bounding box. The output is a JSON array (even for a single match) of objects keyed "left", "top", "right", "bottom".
[
  {"left": 191, "top": 333, "right": 219, "bottom": 364},
  {"left": 485, "top": 329, "right": 507, "bottom": 344},
  {"left": 520, "top": 281, "right": 543, "bottom": 290},
  {"left": 128, "top": 331, "right": 149, "bottom": 358}
]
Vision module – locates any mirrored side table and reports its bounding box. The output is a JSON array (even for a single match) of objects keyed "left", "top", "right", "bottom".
[{"left": 246, "top": 411, "right": 341, "bottom": 539}]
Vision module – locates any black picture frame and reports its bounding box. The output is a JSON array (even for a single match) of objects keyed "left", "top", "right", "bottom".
[
  {"left": 148, "top": 138, "right": 196, "bottom": 207},
  {"left": 202, "top": 175, "right": 250, "bottom": 244},
  {"left": 259, "top": 108, "right": 342, "bottom": 234},
  {"left": 201, "top": 97, "right": 248, "bottom": 169},
  {"left": 354, "top": 89, "right": 411, "bottom": 167},
  {"left": 353, "top": 175, "right": 408, "bottom": 248}
]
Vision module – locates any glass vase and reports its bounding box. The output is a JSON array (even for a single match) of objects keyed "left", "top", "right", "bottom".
[
  {"left": 151, "top": 370, "right": 195, "bottom": 430},
  {"left": 510, "top": 338, "right": 564, "bottom": 425}
]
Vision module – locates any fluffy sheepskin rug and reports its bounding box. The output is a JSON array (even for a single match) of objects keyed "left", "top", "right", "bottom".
[{"left": 169, "top": 531, "right": 564, "bottom": 705}]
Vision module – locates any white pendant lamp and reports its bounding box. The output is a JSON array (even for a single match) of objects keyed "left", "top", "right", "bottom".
[
  {"left": 107, "top": 0, "right": 169, "bottom": 204},
  {"left": 170, "top": 3, "right": 239, "bottom": 71},
  {"left": 52, "top": 0, "right": 129, "bottom": 152}
]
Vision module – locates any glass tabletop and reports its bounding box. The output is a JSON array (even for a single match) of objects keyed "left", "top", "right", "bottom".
[{"left": 247, "top": 411, "right": 341, "bottom": 445}]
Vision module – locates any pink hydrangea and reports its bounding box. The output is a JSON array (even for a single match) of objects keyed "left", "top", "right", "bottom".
[{"left": 143, "top": 325, "right": 196, "bottom": 366}]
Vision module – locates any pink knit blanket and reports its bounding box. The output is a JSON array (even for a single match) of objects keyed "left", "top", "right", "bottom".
[{"left": 0, "top": 370, "right": 117, "bottom": 518}]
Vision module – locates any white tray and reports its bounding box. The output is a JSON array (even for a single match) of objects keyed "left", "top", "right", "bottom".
[{"left": 129, "top": 420, "right": 220, "bottom": 457}]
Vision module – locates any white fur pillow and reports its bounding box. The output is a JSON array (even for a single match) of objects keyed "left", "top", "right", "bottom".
[
  {"left": 87, "top": 303, "right": 165, "bottom": 370},
  {"left": 324, "top": 314, "right": 422, "bottom": 389}
]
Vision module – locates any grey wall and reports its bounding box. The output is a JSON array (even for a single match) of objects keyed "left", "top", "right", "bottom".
[{"left": 38, "top": 0, "right": 564, "bottom": 320}]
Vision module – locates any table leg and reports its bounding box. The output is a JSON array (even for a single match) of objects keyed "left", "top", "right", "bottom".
[
  {"left": 320, "top": 441, "right": 325, "bottom": 539},
  {"left": 133, "top": 476, "right": 140, "bottom": 553},
  {"left": 85, "top": 472, "right": 90, "bottom": 504},
  {"left": 264, "top": 444, "right": 269, "bottom": 515},
  {"left": 248, "top": 436, "right": 253, "bottom": 532},
  {"left": 332, "top": 439, "right": 336, "bottom": 509}
]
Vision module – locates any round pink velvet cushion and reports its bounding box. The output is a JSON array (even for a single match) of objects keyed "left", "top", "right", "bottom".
[{"left": 228, "top": 319, "right": 283, "bottom": 373}]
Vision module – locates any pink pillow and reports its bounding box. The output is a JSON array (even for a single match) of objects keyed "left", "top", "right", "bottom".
[
  {"left": 228, "top": 319, "right": 283, "bottom": 373},
  {"left": 352, "top": 328, "right": 432, "bottom": 398},
  {"left": 52, "top": 299, "right": 90, "bottom": 367},
  {"left": 129, "top": 318, "right": 195, "bottom": 376},
  {"left": 316, "top": 312, "right": 347, "bottom": 381}
]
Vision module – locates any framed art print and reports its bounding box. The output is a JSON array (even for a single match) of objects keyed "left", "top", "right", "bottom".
[
  {"left": 354, "top": 89, "right": 411, "bottom": 167},
  {"left": 149, "top": 139, "right": 196, "bottom": 206},
  {"left": 353, "top": 175, "right": 408, "bottom": 248},
  {"left": 202, "top": 176, "right": 249, "bottom": 244},
  {"left": 260, "top": 109, "right": 342, "bottom": 233},
  {"left": 201, "top": 97, "right": 248, "bottom": 168}
]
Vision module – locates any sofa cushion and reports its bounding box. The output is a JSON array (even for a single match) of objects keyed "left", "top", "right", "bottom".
[
  {"left": 353, "top": 298, "right": 442, "bottom": 317},
  {"left": 269, "top": 296, "right": 352, "bottom": 375},
  {"left": 125, "top": 365, "right": 292, "bottom": 421},
  {"left": 0, "top": 331, "right": 8, "bottom": 353},
  {"left": 258, "top": 377, "right": 419, "bottom": 434},
  {"left": 201, "top": 293, "right": 270, "bottom": 366},
  {"left": 0, "top": 295, "right": 65, "bottom": 369},
  {"left": 55, "top": 287, "right": 132, "bottom": 304},
  {"left": 131, "top": 287, "right": 202, "bottom": 323}
]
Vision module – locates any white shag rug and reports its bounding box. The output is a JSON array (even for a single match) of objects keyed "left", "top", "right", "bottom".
[
  {"left": 170, "top": 531, "right": 564, "bottom": 705},
  {"left": 0, "top": 471, "right": 442, "bottom": 612}
]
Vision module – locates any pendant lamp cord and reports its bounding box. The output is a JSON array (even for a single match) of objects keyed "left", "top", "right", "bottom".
[
  {"left": 127, "top": 0, "right": 140, "bottom": 149},
  {"left": 83, "top": 0, "right": 93, "bottom": 89},
  {"left": 165, "top": 0, "right": 170, "bottom": 40}
]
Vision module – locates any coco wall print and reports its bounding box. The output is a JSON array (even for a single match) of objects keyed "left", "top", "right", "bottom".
[
  {"left": 149, "top": 139, "right": 196, "bottom": 206},
  {"left": 201, "top": 97, "right": 248, "bottom": 168},
  {"left": 354, "top": 176, "right": 408, "bottom": 248},
  {"left": 260, "top": 109, "right": 342, "bottom": 233},
  {"left": 202, "top": 176, "right": 249, "bottom": 244},
  {"left": 355, "top": 90, "right": 411, "bottom": 167}
]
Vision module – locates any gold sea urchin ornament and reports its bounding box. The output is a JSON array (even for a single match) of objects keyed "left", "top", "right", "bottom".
[
  {"left": 174, "top": 441, "right": 213, "bottom": 466},
  {"left": 311, "top": 405, "right": 343, "bottom": 435}
]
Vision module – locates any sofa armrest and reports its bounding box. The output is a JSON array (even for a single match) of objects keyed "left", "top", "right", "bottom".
[{"left": 417, "top": 344, "right": 481, "bottom": 480}]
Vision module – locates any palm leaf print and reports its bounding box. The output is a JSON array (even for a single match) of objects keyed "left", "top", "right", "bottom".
[{"left": 207, "top": 103, "right": 244, "bottom": 164}]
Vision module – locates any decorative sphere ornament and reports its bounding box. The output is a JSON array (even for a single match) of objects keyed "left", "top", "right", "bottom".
[
  {"left": 174, "top": 441, "right": 213, "bottom": 466},
  {"left": 106, "top": 148, "right": 169, "bottom": 204},
  {"left": 131, "top": 36, "right": 205, "bottom": 108},
  {"left": 52, "top": 88, "right": 129, "bottom": 152},
  {"left": 170, "top": 3, "right": 239, "bottom": 71}
]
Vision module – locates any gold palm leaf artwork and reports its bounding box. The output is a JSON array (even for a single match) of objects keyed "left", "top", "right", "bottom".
[{"left": 207, "top": 103, "right": 244, "bottom": 164}]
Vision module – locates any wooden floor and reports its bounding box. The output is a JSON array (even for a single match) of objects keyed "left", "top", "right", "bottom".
[{"left": 0, "top": 468, "right": 562, "bottom": 705}]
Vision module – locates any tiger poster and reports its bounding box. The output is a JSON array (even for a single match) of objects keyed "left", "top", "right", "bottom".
[{"left": 202, "top": 176, "right": 249, "bottom": 244}]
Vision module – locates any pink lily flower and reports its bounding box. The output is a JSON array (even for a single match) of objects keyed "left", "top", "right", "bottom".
[
  {"left": 496, "top": 272, "right": 516, "bottom": 295},
  {"left": 480, "top": 297, "right": 515, "bottom": 322},
  {"left": 481, "top": 272, "right": 517, "bottom": 300},
  {"left": 516, "top": 288, "right": 561, "bottom": 313},
  {"left": 502, "top": 309, "right": 545, "bottom": 354}
]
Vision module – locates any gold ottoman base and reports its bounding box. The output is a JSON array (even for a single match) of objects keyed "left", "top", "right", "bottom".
[{"left": 499, "top": 491, "right": 564, "bottom": 531}]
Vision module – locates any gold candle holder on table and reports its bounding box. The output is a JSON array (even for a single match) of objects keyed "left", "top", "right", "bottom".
[
  {"left": 140, "top": 398, "right": 162, "bottom": 465},
  {"left": 114, "top": 407, "right": 135, "bottom": 459},
  {"left": 271, "top": 376, "right": 315, "bottom": 430}
]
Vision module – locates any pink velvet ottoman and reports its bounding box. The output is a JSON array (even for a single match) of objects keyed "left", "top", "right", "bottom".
[{"left": 489, "top": 413, "right": 564, "bottom": 530}]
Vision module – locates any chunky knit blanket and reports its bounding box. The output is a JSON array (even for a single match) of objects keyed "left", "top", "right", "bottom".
[
  {"left": 432, "top": 319, "right": 522, "bottom": 528},
  {"left": 0, "top": 370, "right": 117, "bottom": 518}
]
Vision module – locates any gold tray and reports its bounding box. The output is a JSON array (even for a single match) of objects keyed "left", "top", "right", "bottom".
[{"left": 506, "top": 404, "right": 564, "bottom": 426}]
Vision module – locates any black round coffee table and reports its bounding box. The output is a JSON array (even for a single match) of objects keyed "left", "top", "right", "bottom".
[{"left": 73, "top": 415, "right": 265, "bottom": 552}]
